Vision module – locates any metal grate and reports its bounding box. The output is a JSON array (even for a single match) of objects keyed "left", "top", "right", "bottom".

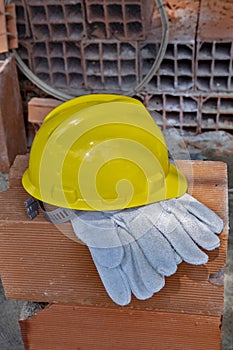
[
  {"left": 85, "top": 0, "right": 154, "bottom": 40},
  {"left": 139, "top": 42, "right": 195, "bottom": 92}
]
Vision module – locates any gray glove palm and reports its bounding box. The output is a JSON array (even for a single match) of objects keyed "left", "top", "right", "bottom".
[{"left": 71, "top": 193, "right": 223, "bottom": 306}]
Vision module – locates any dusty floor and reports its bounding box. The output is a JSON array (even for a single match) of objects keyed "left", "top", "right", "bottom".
[{"left": 0, "top": 130, "right": 233, "bottom": 349}]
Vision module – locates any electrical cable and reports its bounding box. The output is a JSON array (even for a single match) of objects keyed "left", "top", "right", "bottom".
[{"left": 8, "top": 0, "right": 169, "bottom": 100}]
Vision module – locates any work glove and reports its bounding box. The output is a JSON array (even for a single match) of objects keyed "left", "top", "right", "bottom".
[
  {"left": 71, "top": 193, "right": 223, "bottom": 306},
  {"left": 71, "top": 211, "right": 165, "bottom": 306}
]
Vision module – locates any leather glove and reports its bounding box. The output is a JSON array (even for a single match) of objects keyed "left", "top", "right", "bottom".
[
  {"left": 71, "top": 212, "right": 165, "bottom": 306},
  {"left": 71, "top": 193, "right": 223, "bottom": 306},
  {"left": 106, "top": 193, "right": 223, "bottom": 266}
]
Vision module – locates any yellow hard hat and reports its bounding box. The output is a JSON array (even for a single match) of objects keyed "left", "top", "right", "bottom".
[{"left": 22, "top": 94, "right": 187, "bottom": 211}]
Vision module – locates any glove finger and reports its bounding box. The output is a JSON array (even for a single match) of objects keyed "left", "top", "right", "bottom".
[
  {"left": 129, "top": 239, "right": 165, "bottom": 293},
  {"left": 117, "top": 228, "right": 154, "bottom": 300},
  {"left": 90, "top": 251, "right": 131, "bottom": 306},
  {"left": 174, "top": 252, "right": 182, "bottom": 265},
  {"left": 120, "top": 244, "right": 153, "bottom": 300},
  {"left": 157, "top": 220, "right": 209, "bottom": 265},
  {"left": 71, "top": 215, "right": 122, "bottom": 249},
  {"left": 179, "top": 215, "right": 220, "bottom": 251},
  {"left": 136, "top": 229, "right": 178, "bottom": 276},
  {"left": 178, "top": 194, "right": 224, "bottom": 233},
  {"left": 89, "top": 246, "right": 124, "bottom": 268}
]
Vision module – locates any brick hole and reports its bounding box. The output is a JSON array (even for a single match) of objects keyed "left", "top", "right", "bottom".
[
  {"left": 89, "top": 22, "right": 106, "bottom": 38},
  {"left": 220, "top": 98, "right": 233, "bottom": 112},
  {"left": 165, "top": 44, "right": 174, "bottom": 58},
  {"left": 177, "top": 45, "right": 192, "bottom": 59},
  {"left": 125, "top": 5, "right": 141, "bottom": 20},
  {"left": 104, "top": 77, "right": 119, "bottom": 89},
  {"left": 147, "top": 76, "right": 158, "bottom": 90},
  {"left": 160, "top": 76, "right": 174, "bottom": 89},
  {"left": 47, "top": 5, "right": 64, "bottom": 22},
  {"left": 65, "top": 42, "right": 81, "bottom": 57},
  {"left": 89, "top": 4, "right": 104, "bottom": 20},
  {"left": 34, "top": 57, "right": 49, "bottom": 72},
  {"left": 102, "top": 44, "right": 118, "bottom": 59},
  {"left": 84, "top": 44, "right": 99, "bottom": 59},
  {"left": 231, "top": 77, "right": 233, "bottom": 89},
  {"left": 142, "top": 58, "right": 154, "bottom": 74},
  {"left": 183, "top": 97, "right": 198, "bottom": 111},
  {"left": 201, "top": 114, "right": 217, "bottom": 128},
  {"left": 219, "top": 115, "right": 233, "bottom": 129},
  {"left": 17, "top": 24, "right": 26, "bottom": 38},
  {"left": 33, "top": 43, "right": 47, "bottom": 57},
  {"left": 51, "top": 58, "right": 65, "bottom": 72},
  {"left": 141, "top": 44, "right": 157, "bottom": 59},
  {"left": 215, "top": 42, "right": 231, "bottom": 58},
  {"left": 49, "top": 42, "right": 63, "bottom": 57},
  {"left": 18, "top": 44, "right": 29, "bottom": 60},
  {"left": 16, "top": 6, "right": 25, "bottom": 21},
  {"left": 214, "top": 60, "right": 230, "bottom": 74},
  {"left": 198, "top": 60, "right": 211, "bottom": 74},
  {"left": 121, "top": 75, "right": 136, "bottom": 90},
  {"left": 65, "top": 4, "right": 82, "bottom": 21},
  {"left": 198, "top": 43, "right": 212, "bottom": 58},
  {"left": 166, "top": 95, "right": 180, "bottom": 110},
  {"left": 160, "top": 59, "right": 174, "bottom": 74},
  {"left": 37, "top": 73, "right": 50, "bottom": 84},
  {"left": 127, "top": 22, "right": 143, "bottom": 38},
  {"left": 120, "top": 43, "right": 136, "bottom": 58},
  {"left": 86, "top": 76, "right": 103, "bottom": 89},
  {"left": 202, "top": 98, "right": 218, "bottom": 113},
  {"left": 67, "top": 58, "right": 82, "bottom": 73},
  {"left": 30, "top": 6, "right": 46, "bottom": 22},
  {"left": 177, "top": 60, "right": 192, "bottom": 74},
  {"left": 53, "top": 73, "right": 67, "bottom": 87},
  {"left": 177, "top": 76, "right": 193, "bottom": 90},
  {"left": 148, "top": 95, "right": 163, "bottom": 110},
  {"left": 86, "top": 60, "right": 101, "bottom": 74},
  {"left": 213, "top": 77, "right": 228, "bottom": 90},
  {"left": 196, "top": 77, "right": 210, "bottom": 90},
  {"left": 165, "top": 112, "right": 180, "bottom": 125},
  {"left": 107, "top": 5, "right": 123, "bottom": 20},
  {"left": 121, "top": 60, "right": 135, "bottom": 75},
  {"left": 103, "top": 60, "right": 118, "bottom": 75},
  {"left": 68, "top": 23, "right": 84, "bottom": 38},
  {"left": 69, "top": 74, "right": 83, "bottom": 88},
  {"left": 51, "top": 24, "right": 67, "bottom": 39},
  {"left": 109, "top": 22, "right": 124, "bottom": 37},
  {"left": 33, "top": 24, "right": 50, "bottom": 40},
  {"left": 183, "top": 112, "right": 197, "bottom": 126}
]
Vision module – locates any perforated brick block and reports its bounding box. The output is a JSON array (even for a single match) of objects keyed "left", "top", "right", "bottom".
[
  {"left": 195, "top": 41, "right": 233, "bottom": 92},
  {"left": 18, "top": 39, "right": 139, "bottom": 93},
  {"left": 85, "top": 0, "right": 154, "bottom": 40},
  {"left": 143, "top": 93, "right": 199, "bottom": 131},
  {"left": 81, "top": 40, "right": 139, "bottom": 91},
  {"left": 200, "top": 96, "right": 233, "bottom": 131},
  {"left": 139, "top": 42, "right": 195, "bottom": 92}
]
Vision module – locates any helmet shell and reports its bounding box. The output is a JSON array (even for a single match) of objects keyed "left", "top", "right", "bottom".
[{"left": 22, "top": 94, "right": 187, "bottom": 210}]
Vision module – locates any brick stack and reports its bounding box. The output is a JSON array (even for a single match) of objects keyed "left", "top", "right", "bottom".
[{"left": 12, "top": 0, "right": 233, "bottom": 132}]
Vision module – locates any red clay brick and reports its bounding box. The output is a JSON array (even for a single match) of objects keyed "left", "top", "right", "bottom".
[{"left": 0, "top": 54, "right": 26, "bottom": 172}]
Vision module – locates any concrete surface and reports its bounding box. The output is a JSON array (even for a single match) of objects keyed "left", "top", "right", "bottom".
[{"left": 0, "top": 130, "right": 233, "bottom": 349}]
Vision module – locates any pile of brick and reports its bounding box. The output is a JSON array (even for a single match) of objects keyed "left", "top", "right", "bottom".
[{"left": 11, "top": 0, "right": 233, "bottom": 132}]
